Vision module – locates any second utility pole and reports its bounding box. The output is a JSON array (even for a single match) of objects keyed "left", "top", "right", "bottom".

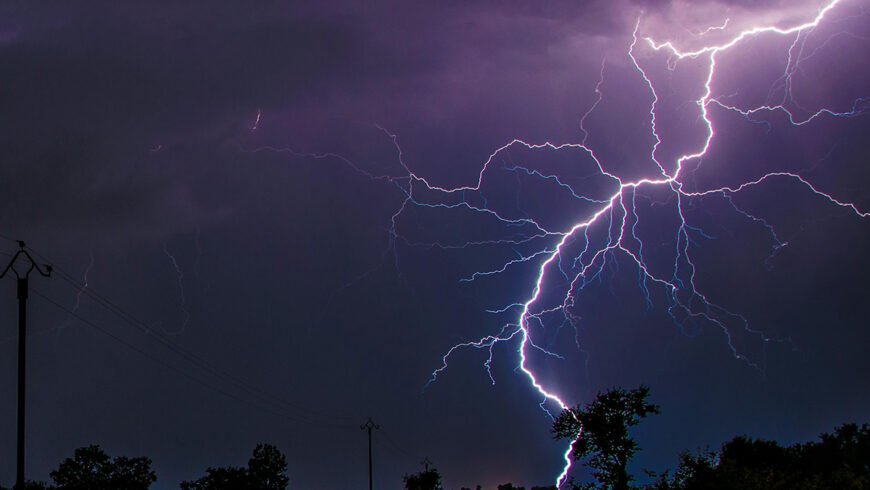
[
  {"left": 361, "top": 417, "right": 379, "bottom": 490},
  {"left": 1, "top": 241, "right": 51, "bottom": 490}
]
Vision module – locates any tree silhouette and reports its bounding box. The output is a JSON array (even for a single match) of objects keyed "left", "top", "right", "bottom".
[
  {"left": 649, "top": 423, "right": 870, "bottom": 490},
  {"left": 180, "top": 444, "right": 289, "bottom": 490},
  {"left": 48, "top": 445, "right": 155, "bottom": 490},
  {"left": 246, "top": 444, "right": 290, "bottom": 489},
  {"left": 403, "top": 467, "right": 443, "bottom": 490},
  {"left": 180, "top": 467, "right": 249, "bottom": 490},
  {"left": 553, "top": 385, "right": 660, "bottom": 490}
]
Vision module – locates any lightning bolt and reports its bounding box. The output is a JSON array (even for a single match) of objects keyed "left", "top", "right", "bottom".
[
  {"left": 579, "top": 56, "right": 607, "bottom": 147},
  {"left": 425, "top": 1, "right": 867, "bottom": 486},
  {"left": 57, "top": 248, "right": 96, "bottom": 336},
  {"left": 241, "top": 0, "right": 867, "bottom": 486},
  {"left": 695, "top": 18, "right": 731, "bottom": 36},
  {"left": 250, "top": 108, "right": 262, "bottom": 131},
  {"left": 162, "top": 241, "right": 191, "bottom": 335}
]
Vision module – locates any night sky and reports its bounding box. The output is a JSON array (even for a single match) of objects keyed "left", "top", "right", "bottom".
[{"left": 1, "top": 1, "right": 869, "bottom": 489}]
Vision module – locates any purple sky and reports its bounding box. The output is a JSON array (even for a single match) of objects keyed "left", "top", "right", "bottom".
[{"left": 0, "top": 1, "right": 868, "bottom": 488}]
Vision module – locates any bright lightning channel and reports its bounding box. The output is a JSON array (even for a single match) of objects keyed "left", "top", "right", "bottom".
[
  {"left": 242, "top": 1, "right": 867, "bottom": 486},
  {"left": 423, "top": 1, "right": 867, "bottom": 487}
]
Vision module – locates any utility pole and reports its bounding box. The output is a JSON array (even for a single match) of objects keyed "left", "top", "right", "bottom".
[
  {"left": 1, "top": 241, "right": 51, "bottom": 490},
  {"left": 421, "top": 457, "right": 432, "bottom": 472},
  {"left": 361, "top": 417, "right": 379, "bottom": 490}
]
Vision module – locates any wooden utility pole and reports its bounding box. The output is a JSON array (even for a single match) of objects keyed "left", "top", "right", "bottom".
[
  {"left": 361, "top": 417, "right": 380, "bottom": 490},
  {"left": 1, "top": 241, "right": 51, "bottom": 490}
]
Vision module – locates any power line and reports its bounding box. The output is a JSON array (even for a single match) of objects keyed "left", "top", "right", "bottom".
[
  {"left": 56, "top": 269, "right": 349, "bottom": 422},
  {"left": 24, "top": 246, "right": 358, "bottom": 430},
  {"left": 377, "top": 426, "right": 419, "bottom": 470},
  {"left": 41, "top": 277, "right": 354, "bottom": 429},
  {"left": 31, "top": 289, "right": 354, "bottom": 430}
]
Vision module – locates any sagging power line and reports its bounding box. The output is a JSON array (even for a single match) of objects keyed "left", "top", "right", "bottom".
[{"left": 20, "top": 243, "right": 357, "bottom": 431}]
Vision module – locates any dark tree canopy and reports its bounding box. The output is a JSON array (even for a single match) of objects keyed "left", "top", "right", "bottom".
[
  {"left": 650, "top": 423, "right": 870, "bottom": 490},
  {"left": 403, "top": 467, "right": 443, "bottom": 490},
  {"left": 48, "top": 445, "right": 156, "bottom": 490},
  {"left": 179, "top": 467, "right": 250, "bottom": 490},
  {"left": 553, "top": 385, "right": 660, "bottom": 490},
  {"left": 246, "top": 444, "right": 290, "bottom": 490},
  {"left": 180, "top": 444, "right": 289, "bottom": 490}
]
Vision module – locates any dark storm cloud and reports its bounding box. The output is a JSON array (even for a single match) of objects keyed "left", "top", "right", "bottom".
[
  {"left": 2, "top": 0, "right": 620, "bottom": 241},
  {"left": 0, "top": 1, "right": 867, "bottom": 489},
  {"left": 0, "top": 1, "right": 367, "bottom": 241}
]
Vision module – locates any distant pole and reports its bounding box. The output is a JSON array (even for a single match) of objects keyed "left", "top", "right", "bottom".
[
  {"left": 361, "top": 417, "right": 380, "bottom": 490},
  {"left": 421, "top": 457, "right": 432, "bottom": 472},
  {"left": 1, "top": 241, "right": 51, "bottom": 490}
]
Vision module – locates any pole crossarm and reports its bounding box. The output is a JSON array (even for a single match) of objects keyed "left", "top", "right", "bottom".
[
  {"left": 0, "top": 241, "right": 52, "bottom": 280},
  {"left": 360, "top": 417, "right": 380, "bottom": 431}
]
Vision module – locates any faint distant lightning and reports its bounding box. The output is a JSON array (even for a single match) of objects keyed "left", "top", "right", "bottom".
[
  {"left": 579, "top": 57, "right": 607, "bottom": 146},
  {"left": 162, "top": 242, "right": 191, "bottom": 335},
  {"left": 721, "top": 192, "right": 788, "bottom": 268},
  {"left": 243, "top": 0, "right": 867, "bottom": 486},
  {"left": 78, "top": 251, "right": 95, "bottom": 303},
  {"left": 695, "top": 18, "right": 730, "bottom": 36},
  {"left": 250, "top": 109, "right": 262, "bottom": 131},
  {"left": 58, "top": 249, "right": 95, "bottom": 334}
]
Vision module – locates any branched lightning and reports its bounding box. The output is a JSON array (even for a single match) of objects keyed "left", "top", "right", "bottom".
[
  {"left": 695, "top": 18, "right": 731, "bottom": 36},
  {"left": 242, "top": 1, "right": 867, "bottom": 486},
  {"left": 579, "top": 57, "right": 607, "bottom": 146}
]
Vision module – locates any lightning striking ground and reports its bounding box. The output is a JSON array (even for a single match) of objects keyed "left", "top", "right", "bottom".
[
  {"left": 243, "top": 0, "right": 867, "bottom": 486},
  {"left": 423, "top": 1, "right": 866, "bottom": 485}
]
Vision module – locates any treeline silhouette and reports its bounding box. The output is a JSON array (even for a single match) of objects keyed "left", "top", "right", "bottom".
[
  {"left": 404, "top": 386, "right": 868, "bottom": 490},
  {"left": 0, "top": 443, "right": 287, "bottom": 490},
  {"left": 548, "top": 386, "right": 869, "bottom": 490},
  {"left": 4, "top": 387, "right": 868, "bottom": 489},
  {"left": 646, "top": 423, "right": 870, "bottom": 490}
]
